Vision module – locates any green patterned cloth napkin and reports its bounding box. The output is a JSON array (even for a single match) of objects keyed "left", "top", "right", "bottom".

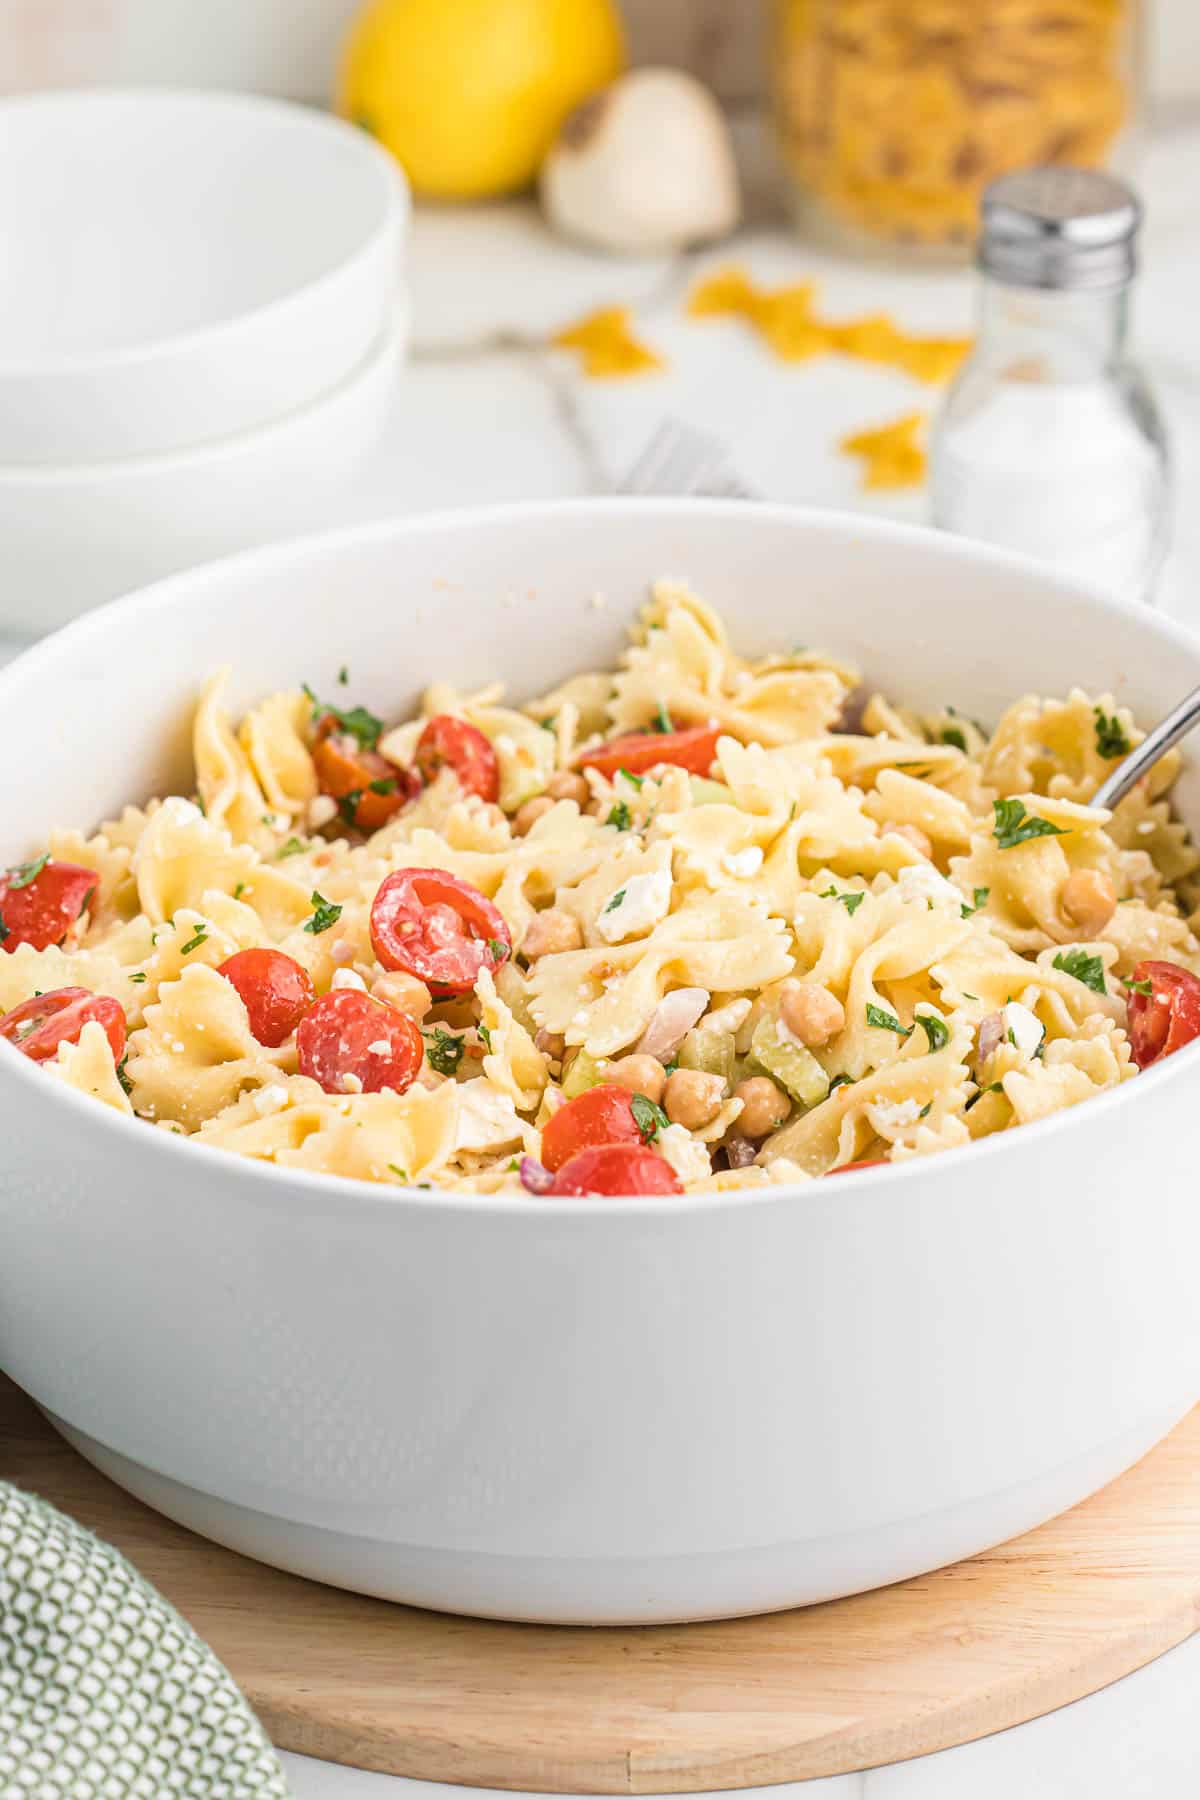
[{"left": 1, "top": 1479, "right": 291, "bottom": 1797}]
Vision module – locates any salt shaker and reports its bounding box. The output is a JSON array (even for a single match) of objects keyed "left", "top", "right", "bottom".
[{"left": 930, "top": 167, "right": 1169, "bottom": 604}]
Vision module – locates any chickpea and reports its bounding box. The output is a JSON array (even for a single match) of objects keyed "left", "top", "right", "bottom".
[
  {"left": 663, "top": 1068, "right": 726, "bottom": 1130},
  {"left": 1061, "top": 868, "right": 1117, "bottom": 936},
  {"left": 607, "top": 1054, "right": 666, "bottom": 1105},
  {"left": 545, "top": 771, "right": 590, "bottom": 807},
  {"left": 888, "top": 823, "right": 933, "bottom": 859},
  {"left": 779, "top": 980, "right": 845, "bottom": 1048},
  {"left": 513, "top": 796, "right": 555, "bottom": 836},
  {"left": 371, "top": 971, "right": 433, "bottom": 1020},
  {"left": 733, "top": 1076, "right": 791, "bottom": 1138},
  {"left": 522, "top": 908, "right": 583, "bottom": 958}
]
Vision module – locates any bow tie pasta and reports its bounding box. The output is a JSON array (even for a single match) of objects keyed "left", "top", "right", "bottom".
[{"left": 3, "top": 582, "right": 1199, "bottom": 1196}]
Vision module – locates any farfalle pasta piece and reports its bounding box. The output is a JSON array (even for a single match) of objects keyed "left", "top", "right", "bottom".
[
  {"left": 981, "top": 689, "right": 1167, "bottom": 805},
  {"left": 476, "top": 967, "right": 548, "bottom": 1113},
  {"left": 1109, "top": 785, "right": 1200, "bottom": 893},
  {"left": 193, "top": 668, "right": 271, "bottom": 847},
  {"left": 948, "top": 792, "right": 1118, "bottom": 953},
  {"left": 123, "top": 963, "right": 288, "bottom": 1130},
  {"left": 1002, "top": 1014, "right": 1135, "bottom": 1125},
  {"left": 237, "top": 690, "right": 317, "bottom": 818},
  {"left": 861, "top": 769, "right": 977, "bottom": 855},
  {"left": 0, "top": 941, "right": 141, "bottom": 1018},
  {"left": 133, "top": 798, "right": 312, "bottom": 937},
  {"left": 47, "top": 827, "right": 137, "bottom": 927},
  {"left": 46, "top": 1019, "right": 133, "bottom": 1116},
  {"left": 197, "top": 1075, "right": 463, "bottom": 1184}
]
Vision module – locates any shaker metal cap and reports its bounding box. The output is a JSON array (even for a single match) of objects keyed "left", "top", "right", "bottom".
[{"left": 979, "top": 167, "right": 1141, "bottom": 291}]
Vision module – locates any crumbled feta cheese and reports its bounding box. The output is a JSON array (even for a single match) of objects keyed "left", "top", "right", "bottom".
[
  {"left": 868, "top": 1097, "right": 922, "bottom": 1133},
  {"left": 596, "top": 869, "right": 672, "bottom": 944},
  {"left": 703, "top": 997, "right": 752, "bottom": 1035},
  {"left": 1002, "top": 1001, "right": 1044, "bottom": 1058},
  {"left": 895, "top": 862, "right": 963, "bottom": 914},
  {"left": 160, "top": 797, "right": 203, "bottom": 828},
  {"left": 331, "top": 968, "right": 367, "bottom": 992},
  {"left": 1137, "top": 820, "right": 1156, "bottom": 836},
  {"left": 251, "top": 1085, "right": 290, "bottom": 1116},
  {"left": 330, "top": 938, "right": 357, "bottom": 966},
  {"left": 342, "top": 1073, "right": 364, "bottom": 1094},
  {"left": 656, "top": 1123, "right": 712, "bottom": 1185},
  {"left": 366, "top": 1039, "right": 392, "bottom": 1056},
  {"left": 722, "top": 846, "right": 764, "bottom": 879},
  {"left": 307, "top": 794, "right": 338, "bottom": 830},
  {"left": 453, "top": 1080, "right": 525, "bottom": 1153}
]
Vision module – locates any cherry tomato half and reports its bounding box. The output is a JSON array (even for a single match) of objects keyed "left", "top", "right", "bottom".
[
  {"left": 0, "top": 986, "right": 126, "bottom": 1065},
  {"left": 0, "top": 859, "right": 96, "bottom": 953},
  {"left": 541, "top": 1083, "right": 649, "bottom": 1173},
  {"left": 296, "top": 989, "right": 424, "bottom": 1096},
  {"left": 550, "top": 1144, "right": 683, "bottom": 1197},
  {"left": 370, "top": 868, "right": 511, "bottom": 997},
  {"left": 828, "top": 1159, "right": 888, "bottom": 1175},
  {"left": 1126, "top": 959, "right": 1200, "bottom": 1069},
  {"left": 217, "top": 948, "right": 316, "bottom": 1048},
  {"left": 577, "top": 723, "right": 722, "bottom": 781},
  {"left": 416, "top": 715, "right": 500, "bottom": 804},
  {"left": 312, "top": 715, "right": 417, "bottom": 833}
]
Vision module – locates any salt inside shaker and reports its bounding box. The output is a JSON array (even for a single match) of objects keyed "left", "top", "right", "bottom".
[{"left": 930, "top": 167, "right": 1169, "bottom": 604}]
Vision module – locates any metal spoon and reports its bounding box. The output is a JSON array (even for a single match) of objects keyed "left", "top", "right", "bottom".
[{"left": 1092, "top": 683, "right": 1200, "bottom": 810}]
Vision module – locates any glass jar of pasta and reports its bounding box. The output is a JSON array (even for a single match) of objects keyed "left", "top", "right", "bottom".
[{"left": 772, "top": 0, "right": 1142, "bottom": 258}]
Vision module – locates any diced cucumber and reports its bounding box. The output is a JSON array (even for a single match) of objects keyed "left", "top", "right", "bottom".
[
  {"left": 750, "top": 1014, "right": 829, "bottom": 1108},
  {"left": 678, "top": 1026, "right": 737, "bottom": 1087},
  {"left": 562, "top": 1048, "right": 608, "bottom": 1099}
]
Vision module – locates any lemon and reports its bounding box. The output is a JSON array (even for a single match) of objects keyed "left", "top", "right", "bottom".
[{"left": 337, "top": 0, "right": 626, "bottom": 202}]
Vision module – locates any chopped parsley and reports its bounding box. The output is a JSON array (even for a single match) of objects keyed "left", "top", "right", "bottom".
[
  {"left": 607, "top": 801, "right": 632, "bottom": 831},
  {"left": 277, "top": 838, "right": 306, "bottom": 859},
  {"left": 303, "top": 891, "right": 342, "bottom": 935},
  {"left": 369, "top": 776, "right": 398, "bottom": 796},
  {"left": 1052, "top": 948, "right": 1107, "bottom": 994},
  {"left": 603, "top": 887, "right": 626, "bottom": 915},
  {"left": 487, "top": 937, "right": 510, "bottom": 964},
  {"left": 539, "top": 715, "right": 557, "bottom": 732},
  {"left": 424, "top": 1027, "right": 465, "bottom": 1076},
  {"left": 918, "top": 1101, "right": 932, "bottom": 1119},
  {"left": 662, "top": 1056, "right": 680, "bottom": 1076},
  {"left": 828, "top": 1074, "right": 854, "bottom": 1092},
  {"left": 631, "top": 1093, "right": 670, "bottom": 1143},
  {"left": 961, "top": 886, "right": 990, "bottom": 918},
  {"left": 7, "top": 853, "right": 49, "bottom": 890},
  {"left": 1094, "top": 707, "right": 1132, "bottom": 760},
  {"left": 478, "top": 1023, "right": 493, "bottom": 1052},
  {"left": 1125, "top": 976, "right": 1154, "bottom": 996},
  {"left": 129, "top": 972, "right": 147, "bottom": 985},
  {"left": 339, "top": 791, "right": 364, "bottom": 825},
  {"left": 821, "top": 887, "right": 866, "bottom": 916},
  {"left": 917, "top": 1014, "right": 950, "bottom": 1053},
  {"left": 940, "top": 725, "right": 968, "bottom": 753},
  {"left": 992, "top": 797, "right": 1067, "bottom": 850},
  {"left": 866, "top": 1003, "right": 912, "bottom": 1036},
  {"left": 179, "top": 923, "right": 209, "bottom": 955},
  {"left": 966, "top": 1081, "right": 1004, "bottom": 1111},
  {"left": 338, "top": 665, "right": 350, "bottom": 687},
  {"left": 116, "top": 1056, "right": 133, "bottom": 1098},
  {"left": 388, "top": 1164, "right": 409, "bottom": 1182},
  {"left": 618, "top": 767, "right": 644, "bottom": 790},
  {"left": 303, "top": 685, "right": 384, "bottom": 750},
  {"left": 651, "top": 703, "right": 673, "bottom": 734},
  {"left": 0, "top": 912, "right": 8, "bottom": 944}
]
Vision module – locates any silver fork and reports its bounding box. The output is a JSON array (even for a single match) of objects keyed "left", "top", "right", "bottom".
[{"left": 618, "top": 417, "right": 756, "bottom": 501}]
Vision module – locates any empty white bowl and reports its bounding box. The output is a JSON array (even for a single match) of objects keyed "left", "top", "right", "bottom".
[
  {"left": 0, "top": 314, "right": 405, "bottom": 636},
  {"left": 0, "top": 90, "right": 407, "bottom": 464}
]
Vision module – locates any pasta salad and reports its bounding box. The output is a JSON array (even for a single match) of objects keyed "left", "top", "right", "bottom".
[{"left": 3, "top": 583, "right": 1199, "bottom": 1197}]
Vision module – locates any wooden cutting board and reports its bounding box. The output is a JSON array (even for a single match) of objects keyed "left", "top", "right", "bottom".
[{"left": 3, "top": 1374, "right": 1199, "bottom": 1792}]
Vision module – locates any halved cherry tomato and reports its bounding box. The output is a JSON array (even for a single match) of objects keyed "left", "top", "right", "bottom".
[
  {"left": 296, "top": 989, "right": 424, "bottom": 1096},
  {"left": 1126, "top": 959, "right": 1200, "bottom": 1069},
  {"left": 541, "top": 1083, "right": 649, "bottom": 1173},
  {"left": 312, "top": 715, "right": 418, "bottom": 833},
  {"left": 0, "top": 986, "right": 126, "bottom": 1065},
  {"left": 577, "top": 723, "right": 722, "bottom": 781},
  {"left": 0, "top": 859, "right": 96, "bottom": 953},
  {"left": 371, "top": 869, "right": 511, "bottom": 996},
  {"left": 217, "top": 949, "right": 316, "bottom": 1048},
  {"left": 416, "top": 715, "right": 500, "bottom": 804},
  {"left": 550, "top": 1144, "right": 683, "bottom": 1196},
  {"left": 829, "top": 1159, "right": 888, "bottom": 1175}
]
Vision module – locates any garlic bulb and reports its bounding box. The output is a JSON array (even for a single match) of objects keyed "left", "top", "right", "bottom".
[{"left": 540, "top": 67, "right": 741, "bottom": 255}]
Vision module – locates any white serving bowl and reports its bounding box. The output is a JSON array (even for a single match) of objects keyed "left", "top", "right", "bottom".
[
  {"left": 0, "top": 90, "right": 407, "bottom": 464},
  {"left": 0, "top": 315, "right": 403, "bottom": 637},
  {"left": 0, "top": 501, "right": 1198, "bottom": 1627}
]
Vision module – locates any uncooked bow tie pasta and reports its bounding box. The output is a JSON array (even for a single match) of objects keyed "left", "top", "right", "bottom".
[{"left": 3, "top": 582, "right": 1200, "bottom": 1196}]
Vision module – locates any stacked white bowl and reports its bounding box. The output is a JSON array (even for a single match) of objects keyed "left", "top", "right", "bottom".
[{"left": 0, "top": 89, "right": 409, "bottom": 634}]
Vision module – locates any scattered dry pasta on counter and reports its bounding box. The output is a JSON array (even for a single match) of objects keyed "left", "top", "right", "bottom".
[
  {"left": 840, "top": 410, "right": 927, "bottom": 489},
  {"left": 550, "top": 306, "right": 665, "bottom": 377},
  {"left": 3, "top": 583, "right": 1200, "bottom": 1197}
]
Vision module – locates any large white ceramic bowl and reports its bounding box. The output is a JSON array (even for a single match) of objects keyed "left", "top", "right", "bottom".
[
  {"left": 0, "top": 315, "right": 403, "bottom": 637},
  {"left": 0, "top": 502, "right": 1198, "bottom": 1627},
  {"left": 0, "top": 90, "right": 407, "bottom": 464}
]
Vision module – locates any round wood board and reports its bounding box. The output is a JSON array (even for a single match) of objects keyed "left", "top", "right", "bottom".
[{"left": 3, "top": 1376, "right": 1200, "bottom": 1792}]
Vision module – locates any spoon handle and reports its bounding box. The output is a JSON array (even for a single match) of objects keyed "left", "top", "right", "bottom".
[{"left": 1092, "top": 682, "right": 1200, "bottom": 811}]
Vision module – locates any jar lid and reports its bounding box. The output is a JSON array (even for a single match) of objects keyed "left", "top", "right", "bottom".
[{"left": 979, "top": 167, "right": 1141, "bottom": 291}]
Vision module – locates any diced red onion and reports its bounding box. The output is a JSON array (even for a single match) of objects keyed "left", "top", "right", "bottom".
[
  {"left": 519, "top": 1155, "right": 555, "bottom": 1195},
  {"left": 725, "top": 1135, "right": 758, "bottom": 1169},
  {"left": 976, "top": 1011, "right": 1005, "bottom": 1064},
  {"left": 635, "top": 987, "right": 709, "bottom": 1062}
]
